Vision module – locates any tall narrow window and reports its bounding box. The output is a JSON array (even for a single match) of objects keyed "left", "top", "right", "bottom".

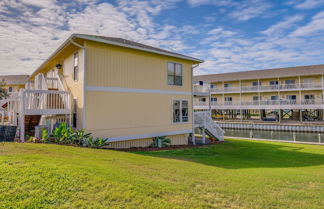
[
  {"left": 73, "top": 52, "right": 79, "bottom": 81},
  {"left": 72, "top": 99, "right": 77, "bottom": 128},
  {"left": 182, "top": 101, "right": 188, "bottom": 122},
  {"left": 173, "top": 100, "right": 180, "bottom": 123},
  {"left": 168, "top": 62, "right": 182, "bottom": 86},
  {"left": 173, "top": 100, "right": 189, "bottom": 123}
]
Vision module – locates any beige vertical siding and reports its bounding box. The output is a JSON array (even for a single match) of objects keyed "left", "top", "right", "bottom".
[
  {"left": 62, "top": 48, "right": 85, "bottom": 129},
  {"left": 85, "top": 91, "right": 192, "bottom": 138},
  {"left": 84, "top": 40, "right": 194, "bottom": 144},
  {"left": 106, "top": 134, "right": 189, "bottom": 149},
  {"left": 85, "top": 41, "right": 193, "bottom": 92}
]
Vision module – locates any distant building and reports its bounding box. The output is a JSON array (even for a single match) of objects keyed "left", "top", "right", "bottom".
[
  {"left": 0, "top": 74, "right": 29, "bottom": 93},
  {"left": 194, "top": 64, "right": 324, "bottom": 123}
]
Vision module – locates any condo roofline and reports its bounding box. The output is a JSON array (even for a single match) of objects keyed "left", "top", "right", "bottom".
[{"left": 194, "top": 64, "right": 324, "bottom": 82}]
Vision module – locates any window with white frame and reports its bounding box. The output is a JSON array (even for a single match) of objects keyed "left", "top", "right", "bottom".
[
  {"left": 168, "top": 62, "right": 182, "bottom": 86},
  {"left": 224, "top": 83, "right": 232, "bottom": 88},
  {"left": 173, "top": 100, "right": 188, "bottom": 123},
  {"left": 73, "top": 52, "right": 79, "bottom": 81},
  {"left": 211, "top": 97, "right": 217, "bottom": 102}
]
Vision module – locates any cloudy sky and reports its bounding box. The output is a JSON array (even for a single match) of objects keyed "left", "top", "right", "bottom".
[{"left": 1, "top": 0, "right": 324, "bottom": 75}]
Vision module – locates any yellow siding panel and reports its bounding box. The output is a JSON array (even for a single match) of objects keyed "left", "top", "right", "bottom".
[
  {"left": 106, "top": 134, "right": 189, "bottom": 149},
  {"left": 85, "top": 91, "right": 192, "bottom": 139},
  {"left": 85, "top": 41, "right": 193, "bottom": 92}
]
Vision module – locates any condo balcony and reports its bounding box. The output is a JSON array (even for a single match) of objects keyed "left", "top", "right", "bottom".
[
  {"left": 194, "top": 99, "right": 324, "bottom": 110},
  {"left": 205, "top": 82, "right": 323, "bottom": 94}
]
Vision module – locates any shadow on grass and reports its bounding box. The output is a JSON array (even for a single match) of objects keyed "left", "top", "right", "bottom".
[{"left": 135, "top": 139, "right": 324, "bottom": 169}]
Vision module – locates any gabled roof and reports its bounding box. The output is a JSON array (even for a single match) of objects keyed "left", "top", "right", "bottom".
[
  {"left": 30, "top": 33, "right": 203, "bottom": 79},
  {"left": 194, "top": 64, "right": 324, "bottom": 82},
  {"left": 75, "top": 34, "right": 203, "bottom": 63},
  {"left": 0, "top": 74, "right": 29, "bottom": 85}
]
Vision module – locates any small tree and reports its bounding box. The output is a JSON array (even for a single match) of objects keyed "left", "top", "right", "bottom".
[{"left": 0, "top": 79, "right": 9, "bottom": 100}]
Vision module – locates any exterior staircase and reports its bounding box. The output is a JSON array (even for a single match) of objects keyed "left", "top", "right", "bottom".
[
  {"left": 24, "top": 115, "right": 41, "bottom": 136},
  {"left": 194, "top": 111, "right": 225, "bottom": 142}
]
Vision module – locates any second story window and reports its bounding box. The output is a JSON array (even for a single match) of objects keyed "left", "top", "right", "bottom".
[
  {"left": 73, "top": 52, "right": 79, "bottom": 81},
  {"left": 211, "top": 97, "right": 217, "bottom": 102},
  {"left": 168, "top": 62, "right": 182, "bottom": 86},
  {"left": 224, "top": 83, "right": 232, "bottom": 88}
]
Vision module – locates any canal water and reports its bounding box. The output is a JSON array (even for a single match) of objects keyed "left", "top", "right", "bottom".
[{"left": 224, "top": 128, "right": 323, "bottom": 144}]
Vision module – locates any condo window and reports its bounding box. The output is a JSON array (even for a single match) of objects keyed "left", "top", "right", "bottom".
[
  {"left": 173, "top": 100, "right": 189, "bottom": 123},
  {"left": 73, "top": 52, "right": 79, "bottom": 81},
  {"left": 224, "top": 83, "right": 232, "bottom": 88},
  {"left": 271, "top": 96, "right": 279, "bottom": 100},
  {"left": 8, "top": 87, "right": 13, "bottom": 92},
  {"left": 304, "top": 95, "right": 314, "bottom": 100},
  {"left": 252, "top": 81, "right": 261, "bottom": 86},
  {"left": 269, "top": 80, "right": 278, "bottom": 86},
  {"left": 199, "top": 98, "right": 206, "bottom": 102},
  {"left": 285, "top": 80, "right": 295, "bottom": 84},
  {"left": 168, "top": 62, "right": 182, "bottom": 86},
  {"left": 211, "top": 97, "right": 217, "bottom": 102}
]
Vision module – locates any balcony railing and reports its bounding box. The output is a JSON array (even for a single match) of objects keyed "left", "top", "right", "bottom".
[
  {"left": 206, "top": 82, "right": 323, "bottom": 93},
  {"left": 22, "top": 90, "right": 71, "bottom": 115},
  {"left": 208, "top": 99, "right": 323, "bottom": 107}
]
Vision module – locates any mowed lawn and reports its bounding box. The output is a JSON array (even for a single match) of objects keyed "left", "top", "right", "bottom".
[{"left": 0, "top": 139, "right": 323, "bottom": 209}]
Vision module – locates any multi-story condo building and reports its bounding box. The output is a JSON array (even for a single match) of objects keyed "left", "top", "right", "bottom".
[
  {"left": 194, "top": 64, "right": 324, "bottom": 123},
  {"left": 0, "top": 34, "right": 224, "bottom": 147}
]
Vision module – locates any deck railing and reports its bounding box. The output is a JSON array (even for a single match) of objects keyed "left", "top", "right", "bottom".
[
  {"left": 202, "top": 82, "right": 324, "bottom": 94},
  {"left": 22, "top": 90, "right": 71, "bottom": 115}
]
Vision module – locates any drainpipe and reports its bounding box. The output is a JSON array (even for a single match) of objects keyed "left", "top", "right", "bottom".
[
  {"left": 70, "top": 39, "right": 87, "bottom": 130},
  {"left": 191, "top": 63, "right": 199, "bottom": 145}
]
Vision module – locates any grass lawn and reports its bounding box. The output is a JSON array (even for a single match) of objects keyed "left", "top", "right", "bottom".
[{"left": 0, "top": 139, "right": 323, "bottom": 209}]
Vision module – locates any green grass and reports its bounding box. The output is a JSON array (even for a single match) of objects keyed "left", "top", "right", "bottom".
[{"left": 0, "top": 139, "right": 323, "bottom": 208}]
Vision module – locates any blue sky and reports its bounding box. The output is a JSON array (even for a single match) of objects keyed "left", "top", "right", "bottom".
[{"left": 0, "top": 0, "right": 324, "bottom": 75}]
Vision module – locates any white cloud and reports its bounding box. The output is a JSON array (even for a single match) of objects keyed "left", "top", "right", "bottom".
[
  {"left": 229, "top": 0, "right": 272, "bottom": 21},
  {"left": 290, "top": 11, "right": 324, "bottom": 37},
  {"left": 290, "top": 0, "right": 324, "bottom": 9},
  {"left": 262, "top": 15, "right": 304, "bottom": 36},
  {"left": 0, "top": 0, "right": 189, "bottom": 75}
]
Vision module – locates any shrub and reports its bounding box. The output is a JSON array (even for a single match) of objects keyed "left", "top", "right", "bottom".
[
  {"left": 150, "top": 136, "right": 171, "bottom": 148},
  {"left": 40, "top": 123, "right": 108, "bottom": 148}
]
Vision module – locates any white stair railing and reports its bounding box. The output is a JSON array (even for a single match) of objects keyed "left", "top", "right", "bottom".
[{"left": 194, "top": 111, "right": 225, "bottom": 141}]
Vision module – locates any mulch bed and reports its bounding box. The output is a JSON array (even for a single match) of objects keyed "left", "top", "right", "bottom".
[{"left": 109, "top": 140, "right": 226, "bottom": 152}]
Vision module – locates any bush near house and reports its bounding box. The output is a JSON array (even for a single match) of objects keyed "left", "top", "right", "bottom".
[{"left": 41, "top": 122, "right": 108, "bottom": 148}]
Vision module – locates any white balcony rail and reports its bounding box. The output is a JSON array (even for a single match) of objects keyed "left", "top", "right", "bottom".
[
  {"left": 22, "top": 90, "right": 71, "bottom": 115},
  {"left": 193, "top": 85, "right": 210, "bottom": 94},
  {"left": 46, "top": 77, "right": 59, "bottom": 89},
  {"left": 194, "top": 111, "right": 224, "bottom": 141},
  {"left": 209, "top": 82, "right": 323, "bottom": 93},
  {"left": 207, "top": 99, "right": 324, "bottom": 107},
  {"left": 194, "top": 101, "right": 209, "bottom": 106}
]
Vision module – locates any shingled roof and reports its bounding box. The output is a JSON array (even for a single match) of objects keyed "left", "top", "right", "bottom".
[
  {"left": 194, "top": 64, "right": 324, "bottom": 82},
  {"left": 0, "top": 75, "right": 29, "bottom": 85},
  {"left": 74, "top": 34, "right": 203, "bottom": 63}
]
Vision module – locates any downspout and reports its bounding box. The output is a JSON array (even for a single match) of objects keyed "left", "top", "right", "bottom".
[
  {"left": 191, "top": 63, "right": 200, "bottom": 145},
  {"left": 70, "top": 39, "right": 87, "bottom": 130}
]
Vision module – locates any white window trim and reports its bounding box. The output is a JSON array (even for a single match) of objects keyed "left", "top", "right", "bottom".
[
  {"left": 167, "top": 62, "right": 183, "bottom": 86},
  {"left": 172, "top": 99, "right": 189, "bottom": 124}
]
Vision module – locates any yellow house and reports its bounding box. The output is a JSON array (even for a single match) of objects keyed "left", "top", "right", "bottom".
[{"left": 19, "top": 33, "right": 213, "bottom": 148}]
